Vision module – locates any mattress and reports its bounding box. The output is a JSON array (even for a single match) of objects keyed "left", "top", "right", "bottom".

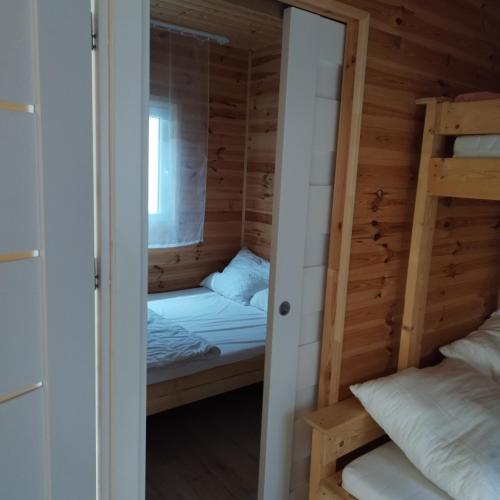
[
  {"left": 454, "top": 134, "right": 500, "bottom": 157},
  {"left": 342, "top": 442, "right": 451, "bottom": 500},
  {"left": 147, "top": 287, "right": 267, "bottom": 384}
]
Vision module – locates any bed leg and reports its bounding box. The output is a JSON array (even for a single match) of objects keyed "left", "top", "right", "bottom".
[{"left": 309, "top": 429, "right": 337, "bottom": 500}]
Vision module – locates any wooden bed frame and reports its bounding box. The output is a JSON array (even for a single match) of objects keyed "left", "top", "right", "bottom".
[
  {"left": 304, "top": 96, "right": 500, "bottom": 499},
  {"left": 147, "top": 354, "right": 264, "bottom": 415}
]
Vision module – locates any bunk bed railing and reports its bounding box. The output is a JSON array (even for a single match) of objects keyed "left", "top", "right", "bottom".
[
  {"left": 429, "top": 158, "right": 500, "bottom": 201},
  {"left": 436, "top": 98, "right": 500, "bottom": 135}
]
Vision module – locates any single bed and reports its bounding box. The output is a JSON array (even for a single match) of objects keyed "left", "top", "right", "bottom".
[{"left": 147, "top": 286, "right": 267, "bottom": 415}]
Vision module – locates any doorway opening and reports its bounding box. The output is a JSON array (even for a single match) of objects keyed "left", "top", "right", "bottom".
[
  {"left": 142, "top": 2, "right": 350, "bottom": 499},
  {"left": 145, "top": 1, "right": 283, "bottom": 498}
]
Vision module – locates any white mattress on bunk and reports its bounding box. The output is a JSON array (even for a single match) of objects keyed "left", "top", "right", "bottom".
[
  {"left": 147, "top": 287, "right": 267, "bottom": 384},
  {"left": 454, "top": 134, "right": 500, "bottom": 157},
  {"left": 342, "top": 442, "right": 451, "bottom": 500}
]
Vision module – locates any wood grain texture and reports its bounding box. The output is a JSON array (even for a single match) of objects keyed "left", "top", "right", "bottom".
[
  {"left": 147, "top": 355, "right": 264, "bottom": 415},
  {"left": 429, "top": 158, "right": 500, "bottom": 201},
  {"left": 336, "top": 0, "right": 500, "bottom": 398},
  {"left": 398, "top": 100, "right": 444, "bottom": 370},
  {"left": 243, "top": 42, "right": 281, "bottom": 260},
  {"left": 317, "top": 14, "right": 369, "bottom": 409},
  {"left": 149, "top": 32, "right": 249, "bottom": 293},
  {"left": 437, "top": 98, "right": 500, "bottom": 135},
  {"left": 146, "top": 384, "right": 262, "bottom": 500},
  {"left": 151, "top": 0, "right": 283, "bottom": 51}
]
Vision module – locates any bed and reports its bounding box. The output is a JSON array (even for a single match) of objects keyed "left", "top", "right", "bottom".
[{"left": 147, "top": 286, "right": 267, "bottom": 415}]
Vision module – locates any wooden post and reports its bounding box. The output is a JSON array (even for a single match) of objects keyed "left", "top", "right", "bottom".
[
  {"left": 317, "top": 9, "right": 369, "bottom": 409},
  {"left": 309, "top": 430, "right": 337, "bottom": 500},
  {"left": 398, "top": 99, "right": 445, "bottom": 370}
]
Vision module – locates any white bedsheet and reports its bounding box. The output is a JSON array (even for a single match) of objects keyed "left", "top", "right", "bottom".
[
  {"left": 342, "top": 442, "right": 451, "bottom": 500},
  {"left": 147, "top": 308, "right": 221, "bottom": 368},
  {"left": 454, "top": 134, "right": 500, "bottom": 157},
  {"left": 147, "top": 287, "right": 267, "bottom": 384}
]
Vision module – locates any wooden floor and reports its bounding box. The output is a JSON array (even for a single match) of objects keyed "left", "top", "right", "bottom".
[{"left": 146, "top": 383, "right": 263, "bottom": 500}]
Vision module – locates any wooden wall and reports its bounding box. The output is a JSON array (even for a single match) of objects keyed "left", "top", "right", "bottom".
[
  {"left": 243, "top": 43, "right": 281, "bottom": 259},
  {"left": 336, "top": 0, "right": 500, "bottom": 397},
  {"left": 148, "top": 31, "right": 249, "bottom": 293}
]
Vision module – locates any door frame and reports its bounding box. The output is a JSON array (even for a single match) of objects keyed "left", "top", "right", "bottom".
[
  {"left": 277, "top": 0, "right": 369, "bottom": 410},
  {"left": 95, "top": 0, "right": 368, "bottom": 499},
  {"left": 94, "top": 0, "right": 149, "bottom": 499}
]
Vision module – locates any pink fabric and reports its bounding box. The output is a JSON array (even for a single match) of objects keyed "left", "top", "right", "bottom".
[{"left": 455, "top": 91, "right": 500, "bottom": 102}]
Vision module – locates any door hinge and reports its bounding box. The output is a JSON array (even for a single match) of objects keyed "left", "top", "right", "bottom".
[
  {"left": 94, "top": 257, "right": 100, "bottom": 290},
  {"left": 91, "top": 12, "right": 97, "bottom": 50}
]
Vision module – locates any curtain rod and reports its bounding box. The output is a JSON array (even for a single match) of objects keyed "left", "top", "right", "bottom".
[{"left": 150, "top": 19, "right": 229, "bottom": 45}]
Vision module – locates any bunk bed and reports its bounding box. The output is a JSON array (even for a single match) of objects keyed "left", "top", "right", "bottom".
[{"left": 304, "top": 96, "right": 500, "bottom": 499}]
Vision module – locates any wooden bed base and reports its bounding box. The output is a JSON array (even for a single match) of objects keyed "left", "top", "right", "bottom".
[
  {"left": 305, "top": 96, "right": 500, "bottom": 499},
  {"left": 147, "top": 355, "right": 265, "bottom": 415}
]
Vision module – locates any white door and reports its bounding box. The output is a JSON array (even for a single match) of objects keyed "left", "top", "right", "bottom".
[
  {"left": 259, "top": 8, "right": 345, "bottom": 500},
  {"left": 0, "top": 1, "right": 96, "bottom": 499}
]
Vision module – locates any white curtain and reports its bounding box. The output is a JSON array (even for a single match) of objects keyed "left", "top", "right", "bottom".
[{"left": 148, "top": 29, "right": 209, "bottom": 249}]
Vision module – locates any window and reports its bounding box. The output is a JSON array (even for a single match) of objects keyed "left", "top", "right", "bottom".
[
  {"left": 148, "top": 32, "right": 209, "bottom": 249},
  {"left": 148, "top": 102, "right": 176, "bottom": 225},
  {"left": 148, "top": 101, "right": 180, "bottom": 249},
  {"left": 148, "top": 115, "right": 160, "bottom": 215}
]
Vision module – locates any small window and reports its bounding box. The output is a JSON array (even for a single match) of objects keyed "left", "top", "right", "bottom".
[
  {"left": 148, "top": 101, "right": 182, "bottom": 249},
  {"left": 148, "top": 32, "right": 209, "bottom": 250},
  {"left": 148, "top": 115, "right": 160, "bottom": 215}
]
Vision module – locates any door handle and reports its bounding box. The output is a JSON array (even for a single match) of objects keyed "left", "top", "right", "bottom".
[{"left": 279, "top": 301, "right": 291, "bottom": 316}]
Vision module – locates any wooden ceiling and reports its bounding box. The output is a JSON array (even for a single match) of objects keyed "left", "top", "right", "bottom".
[{"left": 150, "top": 0, "right": 283, "bottom": 50}]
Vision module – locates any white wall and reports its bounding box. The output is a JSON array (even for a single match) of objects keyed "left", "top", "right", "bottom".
[{"left": 288, "top": 19, "right": 345, "bottom": 500}]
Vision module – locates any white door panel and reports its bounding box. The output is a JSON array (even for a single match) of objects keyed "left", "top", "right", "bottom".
[
  {"left": 0, "top": 1, "right": 35, "bottom": 103},
  {"left": 38, "top": 0, "right": 95, "bottom": 497},
  {"left": 313, "top": 99, "right": 340, "bottom": 152},
  {"left": 316, "top": 62, "right": 343, "bottom": 100},
  {"left": 260, "top": 8, "right": 317, "bottom": 496},
  {"left": 260, "top": 7, "right": 345, "bottom": 499},
  {"left": 310, "top": 151, "right": 336, "bottom": 185},
  {"left": 0, "top": 259, "right": 43, "bottom": 395},
  {"left": 0, "top": 110, "right": 39, "bottom": 253},
  {"left": 0, "top": 390, "right": 46, "bottom": 500},
  {"left": 0, "top": 0, "right": 96, "bottom": 498}
]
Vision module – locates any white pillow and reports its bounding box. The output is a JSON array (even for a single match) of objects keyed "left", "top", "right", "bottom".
[
  {"left": 440, "top": 310, "right": 500, "bottom": 382},
  {"left": 227, "top": 247, "right": 270, "bottom": 278},
  {"left": 250, "top": 288, "right": 268, "bottom": 312},
  {"left": 200, "top": 248, "right": 269, "bottom": 305},
  {"left": 199, "top": 272, "right": 218, "bottom": 290},
  {"left": 350, "top": 359, "right": 500, "bottom": 500}
]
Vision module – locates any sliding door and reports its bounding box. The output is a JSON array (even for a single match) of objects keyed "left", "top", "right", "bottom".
[
  {"left": 260, "top": 7, "right": 345, "bottom": 499},
  {"left": 0, "top": 1, "right": 96, "bottom": 499}
]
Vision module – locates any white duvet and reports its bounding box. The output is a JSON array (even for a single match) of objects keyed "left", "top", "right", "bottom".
[
  {"left": 147, "top": 287, "right": 267, "bottom": 383},
  {"left": 147, "top": 308, "right": 220, "bottom": 368}
]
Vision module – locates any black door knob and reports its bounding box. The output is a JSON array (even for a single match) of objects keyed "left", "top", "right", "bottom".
[{"left": 279, "top": 301, "right": 291, "bottom": 316}]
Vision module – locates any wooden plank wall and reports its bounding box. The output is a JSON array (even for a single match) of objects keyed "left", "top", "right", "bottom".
[
  {"left": 336, "top": 0, "right": 500, "bottom": 398},
  {"left": 148, "top": 30, "right": 249, "bottom": 293},
  {"left": 243, "top": 43, "right": 281, "bottom": 260}
]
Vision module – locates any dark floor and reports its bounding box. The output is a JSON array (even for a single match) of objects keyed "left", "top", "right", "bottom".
[{"left": 146, "top": 383, "right": 263, "bottom": 500}]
